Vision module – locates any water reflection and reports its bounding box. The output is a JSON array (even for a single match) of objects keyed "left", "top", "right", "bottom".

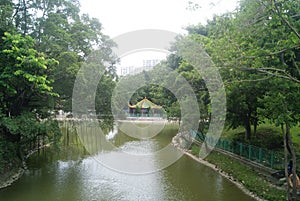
[
  {"left": 0, "top": 121, "right": 256, "bottom": 201},
  {"left": 70, "top": 121, "right": 184, "bottom": 174}
]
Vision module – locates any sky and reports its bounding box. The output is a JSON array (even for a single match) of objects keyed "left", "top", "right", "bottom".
[
  {"left": 79, "top": 0, "right": 239, "bottom": 74},
  {"left": 80, "top": 0, "right": 239, "bottom": 37}
]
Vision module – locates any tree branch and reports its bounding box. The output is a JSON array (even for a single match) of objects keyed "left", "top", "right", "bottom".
[
  {"left": 291, "top": 56, "right": 300, "bottom": 75},
  {"left": 236, "top": 45, "right": 300, "bottom": 60},
  {"left": 273, "top": 0, "right": 300, "bottom": 40},
  {"left": 255, "top": 68, "right": 300, "bottom": 83},
  {"left": 219, "top": 65, "right": 300, "bottom": 83},
  {"left": 224, "top": 75, "right": 273, "bottom": 86}
]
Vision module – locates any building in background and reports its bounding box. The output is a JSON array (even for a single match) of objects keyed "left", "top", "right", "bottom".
[{"left": 119, "top": 59, "right": 161, "bottom": 76}]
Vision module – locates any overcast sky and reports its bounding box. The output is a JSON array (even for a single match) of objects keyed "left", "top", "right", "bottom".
[
  {"left": 79, "top": 0, "right": 239, "bottom": 74},
  {"left": 80, "top": 0, "right": 239, "bottom": 37}
]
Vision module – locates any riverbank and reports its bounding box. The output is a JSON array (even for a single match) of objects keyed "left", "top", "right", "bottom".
[
  {"left": 0, "top": 165, "right": 24, "bottom": 189},
  {"left": 0, "top": 143, "right": 52, "bottom": 190},
  {"left": 184, "top": 151, "right": 267, "bottom": 201},
  {"left": 202, "top": 149, "right": 286, "bottom": 201},
  {"left": 172, "top": 133, "right": 286, "bottom": 201}
]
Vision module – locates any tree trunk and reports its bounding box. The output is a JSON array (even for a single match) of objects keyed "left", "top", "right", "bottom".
[
  {"left": 282, "top": 124, "right": 292, "bottom": 200},
  {"left": 244, "top": 120, "right": 252, "bottom": 140},
  {"left": 253, "top": 119, "right": 257, "bottom": 136},
  {"left": 22, "top": 0, "right": 28, "bottom": 36},
  {"left": 286, "top": 122, "right": 298, "bottom": 200}
]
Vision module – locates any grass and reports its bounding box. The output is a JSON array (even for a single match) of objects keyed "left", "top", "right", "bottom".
[
  {"left": 291, "top": 126, "right": 300, "bottom": 147},
  {"left": 191, "top": 144, "right": 287, "bottom": 201},
  {"left": 193, "top": 121, "right": 300, "bottom": 200},
  {"left": 221, "top": 122, "right": 300, "bottom": 152}
]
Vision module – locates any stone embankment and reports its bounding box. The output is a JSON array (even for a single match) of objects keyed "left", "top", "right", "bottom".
[
  {"left": 0, "top": 143, "right": 51, "bottom": 189},
  {"left": 172, "top": 132, "right": 267, "bottom": 201}
]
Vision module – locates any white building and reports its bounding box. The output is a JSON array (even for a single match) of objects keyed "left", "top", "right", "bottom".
[{"left": 120, "top": 59, "right": 161, "bottom": 76}]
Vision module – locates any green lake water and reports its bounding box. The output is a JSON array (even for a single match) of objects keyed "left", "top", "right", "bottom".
[{"left": 0, "top": 121, "right": 256, "bottom": 201}]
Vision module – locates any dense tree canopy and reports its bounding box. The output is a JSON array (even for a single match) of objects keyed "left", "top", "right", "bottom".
[
  {"left": 172, "top": 0, "right": 300, "bottom": 199},
  {"left": 0, "top": 0, "right": 117, "bottom": 173}
]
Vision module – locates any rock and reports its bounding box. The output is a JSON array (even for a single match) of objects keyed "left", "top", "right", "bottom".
[{"left": 279, "top": 177, "right": 286, "bottom": 182}]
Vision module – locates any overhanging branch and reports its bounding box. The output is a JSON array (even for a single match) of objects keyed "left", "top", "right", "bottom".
[{"left": 273, "top": 0, "right": 300, "bottom": 40}]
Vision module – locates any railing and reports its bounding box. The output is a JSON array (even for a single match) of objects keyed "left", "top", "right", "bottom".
[
  {"left": 127, "top": 113, "right": 164, "bottom": 118},
  {"left": 190, "top": 130, "right": 285, "bottom": 170}
]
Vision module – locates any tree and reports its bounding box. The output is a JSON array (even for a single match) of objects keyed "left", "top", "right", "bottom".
[
  {"left": 52, "top": 51, "right": 81, "bottom": 111},
  {"left": 95, "top": 70, "right": 117, "bottom": 116},
  {"left": 0, "top": 32, "right": 60, "bottom": 169},
  {"left": 0, "top": 0, "right": 14, "bottom": 35},
  {"left": 232, "top": 1, "right": 300, "bottom": 199},
  {"left": 3, "top": 0, "right": 117, "bottom": 113},
  {"left": 196, "top": 0, "right": 300, "bottom": 198},
  {"left": 223, "top": 69, "right": 268, "bottom": 139},
  {"left": 184, "top": 0, "right": 299, "bottom": 198},
  {"left": 0, "top": 0, "right": 118, "bottom": 176},
  {"left": 0, "top": 32, "right": 58, "bottom": 116},
  {"left": 258, "top": 78, "right": 300, "bottom": 200}
]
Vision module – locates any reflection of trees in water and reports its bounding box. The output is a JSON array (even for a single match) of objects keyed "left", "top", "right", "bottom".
[
  {"left": 99, "top": 118, "right": 114, "bottom": 132},
  {"left": 28, "top": 124, "right": 87, "bottom": 167},
  {"left": 30, "top": 120, "right": 179, "bottom": 166},
  {"left": 31, "top": 119, "right": 113, "bottom": 164},
  {"left": 114, "top": 123, "right": 179, "bottom": 148}
]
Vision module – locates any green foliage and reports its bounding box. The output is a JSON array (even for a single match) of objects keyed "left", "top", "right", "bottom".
[
  {"left": 258, "top": 79, "right": 300, "bottom": 127},
  {"left": 206, "top": 151, "right": 286, "bottom": 201},
  {"left": 52, "top": 51, "right": 81, "bottom": 110},
  {"left": 191, "top": 145, "right": 286, "bottom": 201},
  {"left": 0, "top": 138, "right": 19, "bottom": 173},
  {"left": 183, "top": 1, "right": 300, "bottom": 198},
  {"left": 0, "top": 0, "right": 116, "bottom": 179},
  {"left": 167, "top": 101, "right": 181, "bottom": 119},
  {"left": 2, "top": 113, "right": 54, "bottom": 143},
  {"left": 0, "top": 0, "right": 117, "bottom": 114},
  {"left": 0, "top": 0, "right": 14, "bottom": 34},
  {"left": 180, "top": 0, "right": 300, "bottom": 140},
  {"left": 95, "top": 75, "right": 117, "bottom": 115},
  {"left": 0, "top": 111, "right": 60, "bottom": 173},
  {"left": 0, "top": 32, "right": 58, "bottom": 116},
  {"left": 222, "top": 124, "right": 283, "bottom": 151}
]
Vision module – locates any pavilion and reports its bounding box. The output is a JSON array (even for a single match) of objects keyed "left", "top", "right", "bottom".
[{"left": 128, "top": 97, "right": 162, "bottom": 117}]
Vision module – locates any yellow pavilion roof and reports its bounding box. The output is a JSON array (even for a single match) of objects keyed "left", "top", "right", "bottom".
[{"left": 128, "top": 98, "right": 162, "bottom": 109}]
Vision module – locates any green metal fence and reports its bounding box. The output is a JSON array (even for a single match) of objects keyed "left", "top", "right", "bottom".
[{"left": 190, "top": 130, "right": 285, "bottom": 170}]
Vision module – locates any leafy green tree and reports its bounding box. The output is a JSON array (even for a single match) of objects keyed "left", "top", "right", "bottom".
[
  {"left": 0, "top": 32, "right": 58, "bottom": 116},
  {"left": 52, "top": 51, "right": 81, "bottom": 111},
  {"left": 194, "top": 0, "right": 300, "bottom": 198},
  {"left": 0, "top": 0, "right": 118, "bottom": 177},
  {"left": 258, "top": 78, "right": 300, "bottom": 200},
  {"left": 3, "top": 0, "right": 117, "bottom": 113},
  {"left": 1, "top": 112, "right": 60, "bottom": 160},
  {"left": 95, "top": 72, "right": 117, "bottom": 116},
  {"left": 232, "top": 2, "right": 300, "bottom": 198},
  {"left": 223, "top": 69, "right": 268, "bottom": 139},
  {"left": 0, "top": 0, "right": 14, "bottom": 34},
  {"left": 0, "top": 32, "right": 60, "bottom": 172}
]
